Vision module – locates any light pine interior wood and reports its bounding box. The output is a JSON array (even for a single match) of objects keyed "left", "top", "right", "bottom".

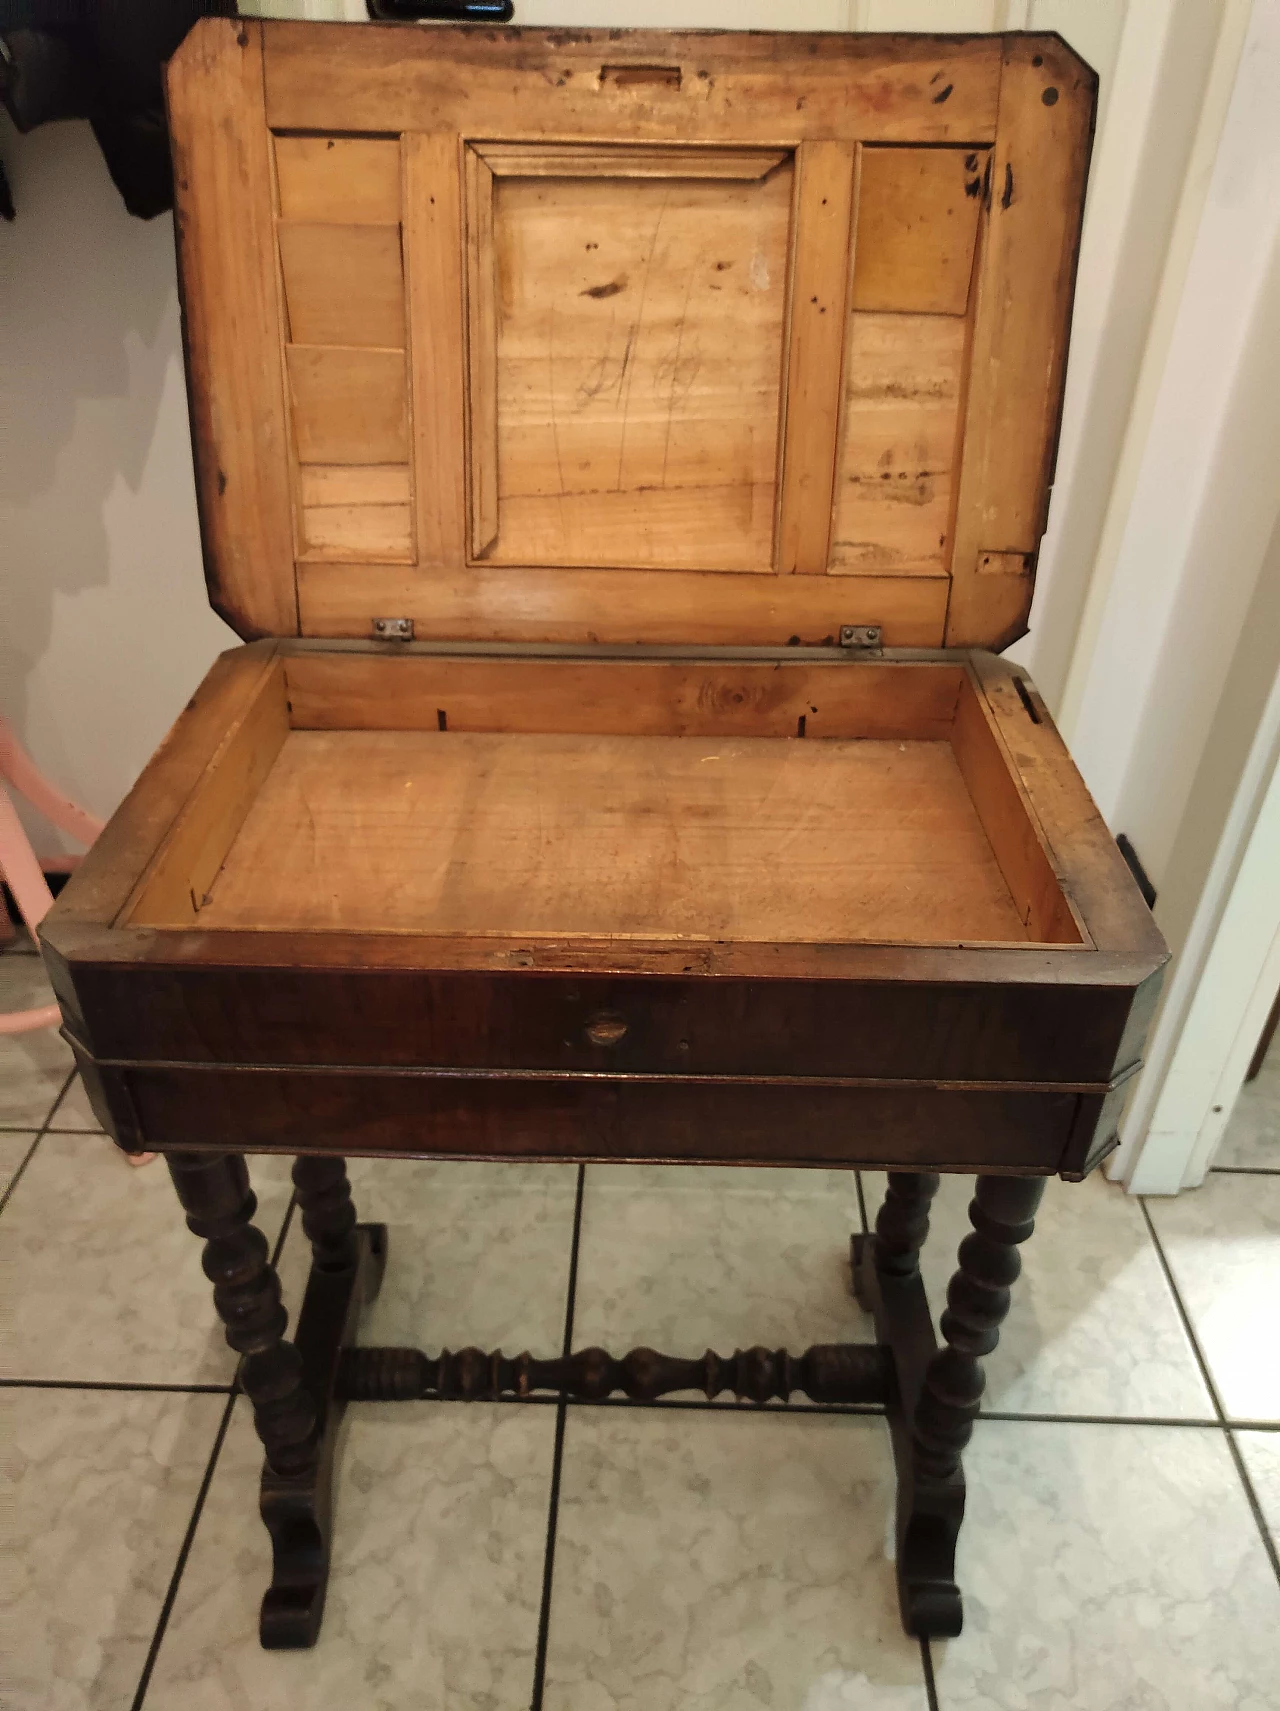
[
  {"left": 471, "top": 147, "right": 794, "bottom": 571},
  {"left": 171, "top": 25, "right": 1093, "bottom": 645},
  {"left": 192, "top": 730, "right": 1030, "bottom": 943},
  {"left": 124, "top": 655, "right": 1084, "bottom": 948}
]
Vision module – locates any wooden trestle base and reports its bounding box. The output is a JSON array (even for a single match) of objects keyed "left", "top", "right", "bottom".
[{"left": 173, "top": 1154, "right": 1045, "bottom": 1651}]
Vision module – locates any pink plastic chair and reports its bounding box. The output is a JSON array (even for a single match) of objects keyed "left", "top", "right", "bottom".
[
  {"left": 0, "top": 718, "right": 157, "bottom": 1162},
  {"left": 0, "top": 715, "right": 105, "bottom": 1032}
]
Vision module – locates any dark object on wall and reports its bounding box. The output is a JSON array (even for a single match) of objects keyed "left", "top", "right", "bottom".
[
  {"left": 368, "top": 2, "right": 515, "bottom": 18},
  {"left": 0, "top": 2, "right": 236, "bottom": 219},
  {"left": 1116, "top": 833, "right": 1157, "bottom": 910},
  {"left": 1246, "top": 989, "right": 1280, "bottom": 1082},
  {"left": 0, "top": 156, "right": 13, "bottom": 219}
]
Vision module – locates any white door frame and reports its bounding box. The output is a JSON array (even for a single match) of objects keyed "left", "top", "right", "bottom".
[{"left": 1111, "top": 667, "right": 1280, "bottom": 1194}]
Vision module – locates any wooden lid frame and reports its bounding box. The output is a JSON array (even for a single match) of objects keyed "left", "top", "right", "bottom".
[{"left": 168, "top": 20, "right": 1095, "bottom": 650}]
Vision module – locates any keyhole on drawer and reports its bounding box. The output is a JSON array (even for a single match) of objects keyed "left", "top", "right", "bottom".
[{"left": 585, "top": 1014, "right": 628, "bottom": 1047}]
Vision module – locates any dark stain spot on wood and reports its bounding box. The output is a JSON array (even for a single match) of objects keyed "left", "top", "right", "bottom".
[
  {"left": 1002, "top": 162, "right": 1015, "bottom": 209},
  {"left": 217, "top": 469, "right": 228, "bottom": 496},
  {"left": 797, "top": 715, "right": 807, "bottom": 738},
  {"left": 715, "top": 261, "right": 732, "bottom": 270},
  {"left": 581, "top": 276, "right": 628, "bottom": 299},
  {"left": 965, "top": 153, "right": 979, "bottom": 171},
  {"left": 964, "top": 176, "right": 982, "bottom": 199},
  {"left": 326, "top": 139, "right": 335, "bottom": 151},
  {"left": 1032, "top": 54, "right": 1044, "bottom": 67},
  {"left": 932, "top": 83, "right": 953, "bottom": 104},
  {"left": 1042, "top": 86, "right": 1059, "bottom": 106},
  {"left": 437, "top": 709, "right": 448, "bottom": 731},
  {"left": 236, "top": 25, "right": 249, "bottom": 47},
  {"left": 787, "top": 635, "right": 801, "bottom": 647}
]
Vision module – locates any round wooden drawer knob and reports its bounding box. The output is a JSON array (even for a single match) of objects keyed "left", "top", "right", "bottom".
[{"left": 585, "top": 1014, "right": 628, "bottom": 1047}]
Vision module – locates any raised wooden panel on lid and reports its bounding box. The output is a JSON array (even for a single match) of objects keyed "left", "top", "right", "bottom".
[{"left": 167, "top": 20, "right": 1094, "bottom": 649}]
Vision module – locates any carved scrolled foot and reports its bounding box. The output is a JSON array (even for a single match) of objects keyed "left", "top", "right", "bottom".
[
  {"left": 854, "top": 1172, "right": 1047, "bottom": 1639},
  {"left": 893, "top": 1174, "right": 1045, "bottom": 1637},
  {"left": 259, "top": 1220, "right": 388, "bottom": 1649}
]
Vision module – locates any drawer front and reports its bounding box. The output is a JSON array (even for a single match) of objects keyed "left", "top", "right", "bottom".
[
  {"left": 116, "top": 1064, "right": 1078, "bottom": 1175},
  {"left": 71, "top": 964, "right": 1138, "bottom": 1087}
]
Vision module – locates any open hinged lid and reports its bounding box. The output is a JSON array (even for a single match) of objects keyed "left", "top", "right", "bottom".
[{"left": 168, "top": 19, "right": 1094, "bottom": 651}]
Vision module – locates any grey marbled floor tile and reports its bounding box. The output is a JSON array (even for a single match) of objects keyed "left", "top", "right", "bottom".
[
  {"left": 44, "top": 1073, "right": 104, "bottom": 1133},
  {"left": 0, "top": 956, "right": 72, "bottom": 1129},
  {"left": 1215, "top": 1039, "right": 1280, "bottom": 1171},
  {"left": 276, "top": 1157, "right": 579, "bottom": 1357},
  {"left": 543, "top": 1407, "right": 928, "bottom": 1710},
  {"left": 0, "top": 1131, "right": 37, "bottom": 1200},
  {"left": 1145, "top": 1172, "right": 1280, "bottom": 1421},
  {"left": 0, "top": 1386, "right": 227, "bottom": 1711},
  {"left": 145, "top": 1397, "right": 554, "bottom": 1711},
  {"left": 572, "top": 1165, "right": 872, "bottom": 1378},
  {"left": 861, "top": 1170, "right": 1212, "bottom": 1419},
  {"left": 0, "top": 1139, "right": 293, "bottom": 1383},
  {"left": 1236, "top": 1431, "right": 1280, "bottom": 1542},
  {"left": 932, "top": 1420, "right": 1280, "bottom": 1710}
]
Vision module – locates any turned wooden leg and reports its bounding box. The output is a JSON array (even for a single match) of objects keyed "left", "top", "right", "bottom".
[
  {"left": 874, "top": 1171, "right": 941, "bottom": 1278},
  {"left": 167, "top": 1151, "right": 315, "bottom": 1477},
  {"left": 912, "top": 1174, "right": 1045, "bottom": 1482},
  {"left": 292, "top": 1155, "right": 359, "bottom": 1273}
]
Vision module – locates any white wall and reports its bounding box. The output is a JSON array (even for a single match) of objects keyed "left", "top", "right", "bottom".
[
  {"left": 1063, "top": 0, "right": 1280, "bottom": 897},
  {"left": 0, "top": 117, "right": 234, "bottom": 849}
]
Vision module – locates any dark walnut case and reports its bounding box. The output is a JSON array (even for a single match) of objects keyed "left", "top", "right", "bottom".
[{"left": 40, "top": 19, "right": 1167, "bottom": 1648}]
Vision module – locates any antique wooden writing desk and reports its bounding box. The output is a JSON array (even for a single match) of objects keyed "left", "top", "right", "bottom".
[{"left": 40, "top": 19, "right": 1168, "bottom": 1651}]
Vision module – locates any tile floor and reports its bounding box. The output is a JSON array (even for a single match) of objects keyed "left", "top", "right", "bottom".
[{"left": 2, "top": 934, "right": 1279, "bottom": 1710}]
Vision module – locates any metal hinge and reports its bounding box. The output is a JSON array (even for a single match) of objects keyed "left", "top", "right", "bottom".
[
  {"left": 838, "top": 624, "right": 883, "bottom": 655},
  {"left": 372, "top": 617, "right": 414, "bottom": 642}
]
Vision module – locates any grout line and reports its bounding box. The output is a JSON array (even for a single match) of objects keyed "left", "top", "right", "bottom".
[
  {"left": 0, "top": 1377, "right": 233, "bottom": 1395},
  {"left": 271, "top": 1190, "right": 298, "bottom": 1269},
  {"left": 977, "top": 1408, "right": 1223, "bottom": 1429},
  {"left": 1139, "top": 1198, "right": 1280, "bottom": 1590},
  {"left": 131, "top": 1390, "right": 239, "bottom": 1711},
  {"left": 44, "top": 1073, "right": 87, "bottom": 1130},
  {"left": 1138, "top": 1198, "right": 1234, "bottom": 1417},
  {"left": 0, "top": 1069, "right": 76, "bottom": 1215},
  {"left": 530, "top": 1163, "right": 586, "bottom": 1711},
  {"left": 1223, "top": 1426, "right": 1280, "bottom": 1587},
  {"left": 855, "top": 1170, "right": 870, "bottom": 1235},
  {"left": 0, "top": 1132, "right": 45, "bottom": 1216},
  {"left": 920, "top": 1635, "right": 941, "bottom": 1711},
  {"left": 1210, "top": 1166, "right": 1280, "bottom": 1176}
]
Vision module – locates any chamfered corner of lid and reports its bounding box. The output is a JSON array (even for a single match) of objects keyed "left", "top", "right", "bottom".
[
  {"left": 166, "top": 12, "right": 260, "bottom": 82},
  {"left": 1007, "top": 30, "right": 1100, "bottom": 102}
]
